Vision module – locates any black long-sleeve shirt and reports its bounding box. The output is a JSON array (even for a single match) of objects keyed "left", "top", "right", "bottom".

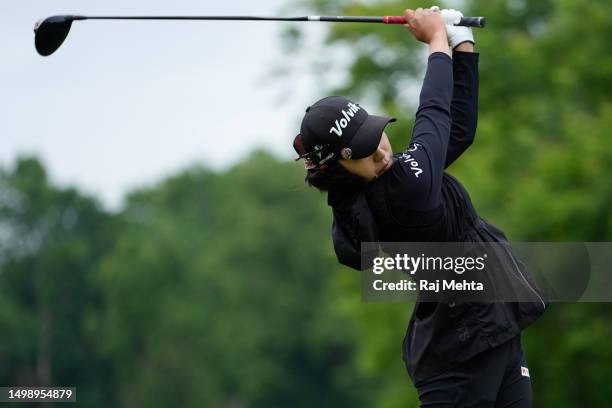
[
  {"left": 446, "top": 51, "right": 479, "bottom": 167},
  {"left": 380, "top": 51, "right": 479, "bottom": 215},
  {"left": 329, "top": 51, "right": 546, "bottom": 383}
]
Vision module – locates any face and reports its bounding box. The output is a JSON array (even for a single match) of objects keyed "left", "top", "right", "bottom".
[{"left": 338, "top": 132, "right": 393, "bottom": 182}]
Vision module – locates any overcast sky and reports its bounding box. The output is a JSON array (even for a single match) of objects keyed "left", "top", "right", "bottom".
[{"left": 1, "top": 0, "right": 331, "bottom": 210}]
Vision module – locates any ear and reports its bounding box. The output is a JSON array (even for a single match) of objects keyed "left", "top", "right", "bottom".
[{"left": 293, "top": 134, "right": 306, "bottom": 160}]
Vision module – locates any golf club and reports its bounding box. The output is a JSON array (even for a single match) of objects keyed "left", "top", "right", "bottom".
[{"left": 34, "top": 14, "right": 486, "bottom": 57}]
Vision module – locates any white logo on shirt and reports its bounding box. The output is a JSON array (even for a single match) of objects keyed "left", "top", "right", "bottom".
[
  {"left": 401, "top": 144, "right": 423, "bottom": 178},
  {"left": 521, "top": 366, "right": 530, "bottom": 377}
]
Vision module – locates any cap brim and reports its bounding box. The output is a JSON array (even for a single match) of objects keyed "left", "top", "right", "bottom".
[{"left": 346, "top": 115, "right": 396, "bottom": 160}]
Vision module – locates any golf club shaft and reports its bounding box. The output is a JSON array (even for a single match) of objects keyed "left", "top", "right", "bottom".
[{"left": 71, "top": 15, "right": 485, "bottom": 28}]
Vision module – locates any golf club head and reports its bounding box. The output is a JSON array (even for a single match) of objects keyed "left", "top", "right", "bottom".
[{"left": 34, "top": 15, "right": 75, "bottom": 56}]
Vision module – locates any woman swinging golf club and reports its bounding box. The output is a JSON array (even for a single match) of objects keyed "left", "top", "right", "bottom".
[{"left": 293, "top": 7, "right": 546, "bottom": 407}]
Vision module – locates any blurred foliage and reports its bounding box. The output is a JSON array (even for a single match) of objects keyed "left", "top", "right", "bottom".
[
  {"left": 0, "top": 158, "right": 119, "bottom": 406},
  {"left": 0, "top": 153, "right": 374, "bottom": 407},
  {"left": 1, "top": 0, "right": 611, "bottom": 406}
]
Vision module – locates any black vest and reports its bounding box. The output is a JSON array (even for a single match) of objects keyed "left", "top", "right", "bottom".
[{"left": 329, "top": 158, "right": 547, "bottom": 383}]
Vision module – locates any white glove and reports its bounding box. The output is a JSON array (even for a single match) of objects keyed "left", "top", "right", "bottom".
[{"left": 431, "top": 6, "right": 475, "bottom": 50}]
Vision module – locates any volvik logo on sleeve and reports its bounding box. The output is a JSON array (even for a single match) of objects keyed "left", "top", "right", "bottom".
[
  {"left": 401, "top": 143, "right": 424, "bottom": 178},
  {"left": 329, "top": 102, "right": 361, "bottom": 137}
]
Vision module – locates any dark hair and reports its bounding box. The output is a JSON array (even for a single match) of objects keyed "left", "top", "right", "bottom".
[{"left": 304, "top": 161, "right": 366, "bottom": 194}]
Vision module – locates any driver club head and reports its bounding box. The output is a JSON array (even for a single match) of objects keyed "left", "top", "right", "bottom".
[{"left": 34, "top": 15, "right": 75, "bottom": 56}]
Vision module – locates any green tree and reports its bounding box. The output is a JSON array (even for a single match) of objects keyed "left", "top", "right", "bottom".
[
  {"left": 91, "top": 150, "right": 373, "bottom": 407},
  {"left": 0, "top": 157, "right": 119, "bottom": 407}
]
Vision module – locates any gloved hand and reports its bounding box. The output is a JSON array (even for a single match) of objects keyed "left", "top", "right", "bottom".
[{"left": 430, "top": 6, "right": 474, "bottom": 49}]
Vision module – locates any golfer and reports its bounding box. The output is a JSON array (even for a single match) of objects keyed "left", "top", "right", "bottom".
[{"left": 293, "top": 7, "right": 546, "bottom": 407}]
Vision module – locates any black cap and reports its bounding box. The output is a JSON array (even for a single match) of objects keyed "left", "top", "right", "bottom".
[{"left": 293, "top": 96, "right": 396, "bottom": 167}]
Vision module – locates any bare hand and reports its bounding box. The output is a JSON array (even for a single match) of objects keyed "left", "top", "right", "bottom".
[{"left": 404, "top": 8, "right": 447, "bottom": 44}]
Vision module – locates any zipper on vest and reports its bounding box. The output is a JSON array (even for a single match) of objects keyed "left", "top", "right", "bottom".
[{"left": 501, "top": 244, "right": 547, "bottom": 311}]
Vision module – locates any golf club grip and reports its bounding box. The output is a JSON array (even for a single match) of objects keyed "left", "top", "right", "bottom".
[
  {"left": 459, "top": 16, "right": 486, "bottom": 28},
  {"left": 383, "top": 15, "right": 486, "bottom": 28}
]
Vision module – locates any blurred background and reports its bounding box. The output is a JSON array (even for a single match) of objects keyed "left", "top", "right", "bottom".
[{"left": 1, "top": 0, "right": 611, "bottom": 406}]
